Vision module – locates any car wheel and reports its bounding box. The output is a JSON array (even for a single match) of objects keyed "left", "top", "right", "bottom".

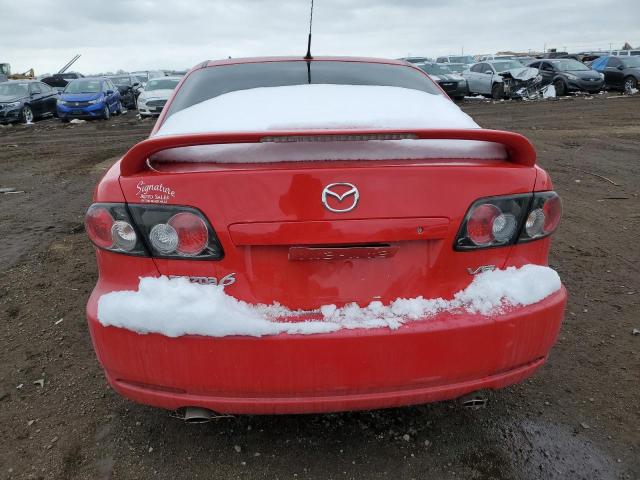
[
  {"left": 102, "top": 105, "right": 111, "bottom": 120},
  {"left": 554, "top": 79, "right": 566, "bottom": 96},
  {"left": 491, "top": 83, "right": 504, "bottom": 100},
  {"left": 623, "top": 76, "right": 637, "bottom": 93},
  {"left": 20, "top": 105, "right": 34, "bottom": 124}
]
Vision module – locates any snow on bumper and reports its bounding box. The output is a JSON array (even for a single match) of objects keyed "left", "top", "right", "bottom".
[{"left": 96, "top": 265, "right": 562, "bottom": 338}]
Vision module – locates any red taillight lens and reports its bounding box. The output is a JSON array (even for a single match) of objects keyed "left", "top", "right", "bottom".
[
  {"left": 520, "top": 192, "right": 562, "bottom": 242},
  {"left": 85, "top": 205, "right": 115, "bottom": 249},
  {"left": 543, "top": 195, "right": 562, "bottom": 234},
  {"left": 85, "top": 204, "right": 142, "bottom": 254},
  {"left": 467, "top": 204, "right": 501, "bottom": 246},
  {"left": 168, "top": 212, "right": 209, "bottom": 256}
]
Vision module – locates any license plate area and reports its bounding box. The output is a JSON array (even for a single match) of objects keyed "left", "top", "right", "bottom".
[{"left": 289, "top": 244, "right": 398, "bottom": 261}]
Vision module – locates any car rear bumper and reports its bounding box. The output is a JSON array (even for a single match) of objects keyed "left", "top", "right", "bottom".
[{"left": 87, "top": 284, "right": 566, "bottom": 414}]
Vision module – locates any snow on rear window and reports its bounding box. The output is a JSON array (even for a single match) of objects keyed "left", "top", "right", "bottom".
[
  {"left": 97, "top": 265, "right": 562, "bottom": 338},
  {"left": 152, "top": 84, "right": 506, "bottom": 162}
]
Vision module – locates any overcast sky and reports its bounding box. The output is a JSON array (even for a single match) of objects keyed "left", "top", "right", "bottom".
[{"left": 2, "top": 0, "right": 639, "bottom": 74}]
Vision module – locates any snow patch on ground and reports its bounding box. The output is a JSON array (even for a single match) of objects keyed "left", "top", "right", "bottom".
[{"left": 97, "top": 265, "right": 561, "bottom": 338}]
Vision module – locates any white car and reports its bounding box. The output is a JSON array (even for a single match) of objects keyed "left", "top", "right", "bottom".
[{"left": 136, "top": 76, "right": 181, "bottom": 117}]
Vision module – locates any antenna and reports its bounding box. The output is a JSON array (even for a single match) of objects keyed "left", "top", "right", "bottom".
[{"left": 304, "top": 0, "right": 314, "bottom": 60}]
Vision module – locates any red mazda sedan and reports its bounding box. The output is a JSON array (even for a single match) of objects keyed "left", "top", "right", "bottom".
[{"left": 85, "top": 57, "right": 566, "bottom": 416}]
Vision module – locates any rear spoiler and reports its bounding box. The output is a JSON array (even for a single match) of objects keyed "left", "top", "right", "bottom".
[{"left": 119, "top": 128, "right": 536, "bottom": 176}]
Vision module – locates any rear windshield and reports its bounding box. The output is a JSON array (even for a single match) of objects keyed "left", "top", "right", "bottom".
[{"left": 165, "top": 61, "right": 441, "bottom": 118}]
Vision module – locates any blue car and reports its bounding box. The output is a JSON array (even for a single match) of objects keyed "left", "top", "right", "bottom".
[{"left": 57, "top": 78, "right": 122, "bottom": 121}]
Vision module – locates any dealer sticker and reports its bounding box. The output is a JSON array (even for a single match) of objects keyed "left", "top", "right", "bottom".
[{"left": 136, "top": 181, "right": 175, "bottom": 204}]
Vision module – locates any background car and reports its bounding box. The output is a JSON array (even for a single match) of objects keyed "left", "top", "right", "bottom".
[
  {"left": 435, "top": 55, "right": 475, "bottom": 65},
  {"left": 416, "top": 62, "right": 468, "bottom": 99},
  {"left": 592, "top": 56, "right": 640, "bottom": 92},
  {"left": 528, "top": 59, "right": 604, "bottom": 95},
  {"left": 107, "top": 74, "right": 143, "bottom": 109},
  {"left": 130, "top": 70, "right": 166, "bottom": 87},
  {"left": 57, "top": 77, "right": 122, "bottom": 121},
  {"left": 0, "top": 80, "right": 58, "bottom": 124},
  {"left": 399, "top": 57, "right": 433, "bottom": 64},
  {"left": 463, "top": 59, "right": 539, "bottom": 99},
  {"left": 477, "top": 54, "right": 517, "bottom": 62},
  {"left": 136, "top": 76, "right": 181, "bottom": 117}
]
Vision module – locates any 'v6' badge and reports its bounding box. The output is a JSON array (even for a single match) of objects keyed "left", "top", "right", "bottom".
[{"left": 321, "top": 183, "right": 359, "bottom": 213}]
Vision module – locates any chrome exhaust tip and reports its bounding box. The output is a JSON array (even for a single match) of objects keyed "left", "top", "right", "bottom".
[
  {"left": 180, "top": 407, "right": 214, "bottom": 424},
  {"left": 460, "top": 390, "right": 490, "bottom": 410}
]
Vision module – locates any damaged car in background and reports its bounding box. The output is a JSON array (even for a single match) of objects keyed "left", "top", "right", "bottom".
[
  {"left": 463, "top": 60, "right": 546, "bottom": 99},
  {"left": 107, "top": 74, "right": 143, "bottom": 110}
]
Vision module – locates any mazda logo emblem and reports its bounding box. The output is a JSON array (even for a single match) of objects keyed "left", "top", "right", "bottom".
[{"left": 321, "top": 183, "right": 359, "bottom": 213}]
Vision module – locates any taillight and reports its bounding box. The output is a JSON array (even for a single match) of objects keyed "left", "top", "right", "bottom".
[
  {"left": 85, "top": 204, "right": 144, "bottom": 254},
  {"left": 168, "top": 212, "right": 209, "bottom": 256},
  {"left": 85, "top": 203, "right": 223, "bottom": 259},
  {"left": 520, "top": 192, "right": 562, "bottom": 242},
  {"left": 455, "top": 192, "right": 561, "bottom": 250}
]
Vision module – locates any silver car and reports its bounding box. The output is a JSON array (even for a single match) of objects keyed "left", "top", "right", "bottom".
[
  {"left": 136, "top": 76, "right": 181, "bottom": 117},
  {"left": 463, "top": 60, "right": 540, "bottom": 99}
]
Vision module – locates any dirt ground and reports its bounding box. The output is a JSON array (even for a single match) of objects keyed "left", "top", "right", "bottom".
[{"left": 0, "top": 95, "right": 638, "bottom": 480}]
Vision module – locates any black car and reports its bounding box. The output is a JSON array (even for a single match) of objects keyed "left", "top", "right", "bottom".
[
  {"left": 602, "top": 56, "right": 640, "bottom": 92},
  {"left": 0, "top": 80, "right": 58, "bottom": 124},
  {"left": 529, "top": 59, "right": 604, "bottom": 95},
  {"left": 107, "top": 74, "right": 143, "bottom": 109},
  {"left": 415, "top": 62, "right": 468, "bottom": 100}
]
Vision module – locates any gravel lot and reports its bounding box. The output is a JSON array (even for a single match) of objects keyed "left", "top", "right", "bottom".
[{"left": 0, "top": 95, "right": 639, "bottom": 479}]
